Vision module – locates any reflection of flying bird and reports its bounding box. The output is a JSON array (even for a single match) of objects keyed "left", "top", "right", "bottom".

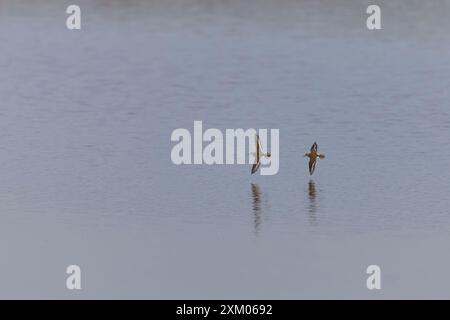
[
  {"left": 304, "top": 142, "right": 325, "bottom": 175},
  {"left": 308, "top": 179, "right": 317, "bottom": 200},
  {"left": 251, "top": 135, "right": 271, "bottom": 174},
  {"left": 251, "top": 183, "right": 262, "bottom": 232}
]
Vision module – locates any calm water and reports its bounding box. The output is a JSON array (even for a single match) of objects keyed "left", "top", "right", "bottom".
[{"left": 1, "top": 0, "right": 450, "bottom": 298}]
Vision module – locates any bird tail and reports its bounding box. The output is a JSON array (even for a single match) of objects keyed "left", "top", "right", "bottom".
[{"left": 318, "top": 154, "right": 325, "bottom": 159}]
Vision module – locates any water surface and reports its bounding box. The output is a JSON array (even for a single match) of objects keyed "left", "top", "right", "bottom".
[{"left": 0, "top": 0, "right": 450, "bottom": 298}]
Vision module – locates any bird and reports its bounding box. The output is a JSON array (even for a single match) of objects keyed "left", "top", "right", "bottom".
[
  {"left": 304, "top": 142, "right": 325, "bottom": 175},
  {"left": 251, "top": 134, "right": 271, "bottom": 174}
]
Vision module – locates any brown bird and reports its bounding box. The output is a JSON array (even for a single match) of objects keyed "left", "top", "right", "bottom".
[
  {"left": 304, "top": 142, "right": 325, "bottom": 175},
  {"left": 251, "top": 134, "right": 271, "bottom": 174}
]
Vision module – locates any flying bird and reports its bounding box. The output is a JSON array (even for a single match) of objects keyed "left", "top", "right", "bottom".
[
  {"left": 251, "top": 134, "right": 271, "bottom": 174},
  {"left": 304, "top": 142, "right": 325, "bottom": 175}
]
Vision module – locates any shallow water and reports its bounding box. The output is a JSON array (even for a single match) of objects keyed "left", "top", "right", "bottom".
[{"left": 1, "top": 0, "right": 450, "bottom": 298}]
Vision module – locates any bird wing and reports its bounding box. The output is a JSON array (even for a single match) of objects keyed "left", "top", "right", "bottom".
[
  {"left": 311, "top": 142, "right": 318, "bottom": 152},
  {"left": 255, "top": 135, "right": 261, "bottom": 162},
  {"left": 257, "top": 134, "right": 263, "bottom": 153},
  {"left": 251, "top": 161, "right": 261, "bottom": 174},
  {"left": 251, "top": 135, "right": 261, "bottom": 174},
  {"left": 309, "top": 157, "right": 317, "bottom": 175}
]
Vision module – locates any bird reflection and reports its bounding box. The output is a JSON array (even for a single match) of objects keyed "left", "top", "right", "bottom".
[
  {"left": 307, "top": 179, "right": 318, "bottom": 225},
  {"left": 251, "top": 183, "right": 264, "bottom": 235}
]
